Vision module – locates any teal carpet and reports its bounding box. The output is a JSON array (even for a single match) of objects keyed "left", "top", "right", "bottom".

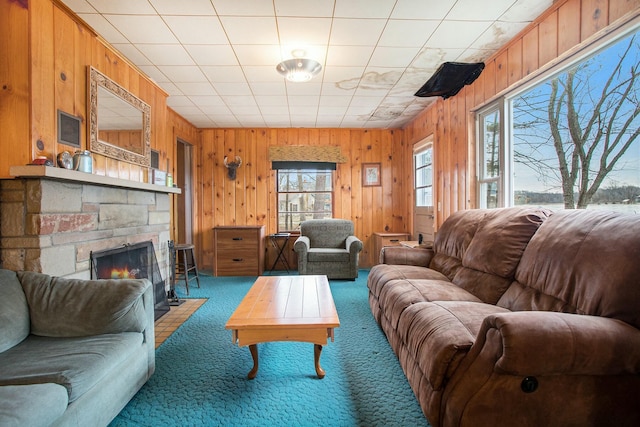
[{"left": 110, "top": 270, "right": 428, "bottom": 426}]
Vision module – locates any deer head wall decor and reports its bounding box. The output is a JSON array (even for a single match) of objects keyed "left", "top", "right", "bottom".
[{"left": 223, "top": 155, "right": 242, "bottom": 180}]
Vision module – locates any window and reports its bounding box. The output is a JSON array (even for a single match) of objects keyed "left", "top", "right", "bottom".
[
  {"left": 478, "top": 26, "right": 639, "bottom": 212},
  {"left": 415, "top": 145, "right": 433, "bottom": 207},
  {"left": 477, "top": 105, "right": 504, "bottom": 208},
  {"left": 277, "top": 169, "right": 333, "bottom": 231}
]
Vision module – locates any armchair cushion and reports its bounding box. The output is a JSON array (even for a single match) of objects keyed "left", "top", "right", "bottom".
[{"left": 0, "top": 270, "right": 29, "bottom": 353}]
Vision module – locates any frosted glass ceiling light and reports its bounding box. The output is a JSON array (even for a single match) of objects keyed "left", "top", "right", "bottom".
[{"left": 276, "top": 50, "right": 322, "bottom": 83}]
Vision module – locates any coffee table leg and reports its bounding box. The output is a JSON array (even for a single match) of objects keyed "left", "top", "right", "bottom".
[
  {"left": 314, "top": 344, "right": 325, "bottom": 379},
  {"left": 248, "top": 344, "right": 259, "bottom": 379}
]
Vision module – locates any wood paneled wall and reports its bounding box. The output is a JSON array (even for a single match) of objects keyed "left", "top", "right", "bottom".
[
  {"left": 403, "top": 0, "right": 639, "bottom": 229},
  {"left": 0, "top": 0, "right": 171, "bottom": 182},
  {"left": 195, "top": 128, "right": 410, "bottom": 269}
]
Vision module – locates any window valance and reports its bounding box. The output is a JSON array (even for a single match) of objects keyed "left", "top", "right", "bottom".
[{"left": 268, "top": 146, "right": 348, "bottom": 164}]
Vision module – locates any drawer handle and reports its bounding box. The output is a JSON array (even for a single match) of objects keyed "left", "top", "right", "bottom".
[
  {"left": 390, "top": 239, "right": 399, "bottom": 243},
  {"left": 232, "top": 237, "right": 243, "bottom": 241},
  {"left": 233, "top": 258, "right": 243, "bottom": 262}
]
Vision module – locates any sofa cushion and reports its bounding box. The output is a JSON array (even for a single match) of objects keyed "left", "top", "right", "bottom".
[
  {"left": 368, "top": 264, "right": 449, "bottom": 299},
  {"left": 398, "top": 301, "right": 510, "bottom": 391},
  {"left": 379, "top": 279, "right": 482, "bottom": 329},
  {"left": 0, "top": 270, "right": 30, "bottom": 353},
  {"left": 17, "top": 272, "right": 149, "bottom": 337},
  {"left": 500, "top": 210, "right": 640, "bottom": 329},
  {"left": 300, "top": 219, "right": 353, "bottom": 248},
  {"left": 452, "top": 207, "right": 550, "bottom": 304},
  {"left": 0, "top": 332, "right": 143, "bottom": 402},
  {"left": 0, "top": 383, "right": 68, "bottom": 427},
  {"left": 307, "top": 248, "right": 349, "bottom": 262}
]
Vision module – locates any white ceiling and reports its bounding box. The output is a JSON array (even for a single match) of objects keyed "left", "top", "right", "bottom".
[{"left": 61, "top": 0, "right": 553, "bottom": 129}]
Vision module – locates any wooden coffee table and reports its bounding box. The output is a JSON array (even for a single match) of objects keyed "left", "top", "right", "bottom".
[{"left": 225, "top": 275, "right": 340, "bottom": 379}]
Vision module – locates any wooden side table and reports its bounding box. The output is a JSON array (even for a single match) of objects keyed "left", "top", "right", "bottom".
[{"left": 373, "top": 232, "right": 410, "bottom": 264}]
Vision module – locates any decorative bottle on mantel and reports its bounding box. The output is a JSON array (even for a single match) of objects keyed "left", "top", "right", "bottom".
[{"left": 73, "top": 150, "right": 93, "bottom": 173}]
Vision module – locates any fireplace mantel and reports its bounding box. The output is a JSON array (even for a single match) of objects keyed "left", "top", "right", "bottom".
[{"left": 9, "top": 165, "right": 181, "bottom": 194}]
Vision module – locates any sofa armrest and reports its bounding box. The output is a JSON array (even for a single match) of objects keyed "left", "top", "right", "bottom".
[
  {"left": 379, "top": 246, "right": 434, "bottom": 266},
  {"left": 479, "top": 311, "right": 640, "bottom": 376},
  {"left": 346, "top": 236, "right": 363, "bottom": 256},
  {"left": 293, "top": 236, "right": 310, "bottom": 256},
  {"left": 17, "top": 271, "right": 152, "bottom": 338}
]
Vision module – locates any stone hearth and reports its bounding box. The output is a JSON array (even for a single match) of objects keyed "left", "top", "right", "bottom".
[{"left": 0, "top": 167, "right": 179, "bottom": 288}]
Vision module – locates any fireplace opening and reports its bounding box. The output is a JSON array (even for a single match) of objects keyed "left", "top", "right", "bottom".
[{"left": 90, "top": 241, "right": 169, "bottom": 320}]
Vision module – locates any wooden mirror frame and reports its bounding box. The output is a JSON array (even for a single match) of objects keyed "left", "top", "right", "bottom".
[{"left": 88, "top": 66, "right": 151, "bottom": 167}]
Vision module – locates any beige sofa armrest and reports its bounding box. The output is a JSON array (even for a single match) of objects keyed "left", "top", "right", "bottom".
[
  {"left": 17, "top": 271, "right": 151, "bottom": 338},
  {"left": 479, "top": 311, "right": 640, "bottom": 376},
  {"left": 379, "top": 246, "right": 434, "bottom": 266}
]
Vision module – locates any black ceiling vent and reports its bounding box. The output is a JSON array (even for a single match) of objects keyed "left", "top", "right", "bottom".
[{"left": 414, "top": 62, "right": 485, "bottom": 99}]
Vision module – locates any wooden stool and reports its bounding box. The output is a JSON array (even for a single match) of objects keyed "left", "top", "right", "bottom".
[{"left": 174, "top": 243, "right": 200, "bottom": 295}]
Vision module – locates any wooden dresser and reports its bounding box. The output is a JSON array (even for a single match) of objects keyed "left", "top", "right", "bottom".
[
  {"left": 213, "top": 226, "right": 265, "bottom": 276},
  {"left": 373, "top": 232, "right": 410, "bottom": 265}
]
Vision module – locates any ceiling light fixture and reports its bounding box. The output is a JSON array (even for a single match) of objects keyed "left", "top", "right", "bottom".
[{"left": 276, "top": 50, "right": 322, "bottom": 83}]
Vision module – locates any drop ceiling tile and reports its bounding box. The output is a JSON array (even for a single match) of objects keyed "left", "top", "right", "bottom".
[
  {"left": 184, "top": 45, "right": 239, "bottom": 66},
  {"left": 237, "top": 116, "right": 266, "bottom": 126},
  {"left": 334, "top": 0, "right": 396, "bottom": 18},
  {"left": 501, "top": 0, "right": 554, "bottom": 22},
  {"left": 321, "top": 82, "right": 357, "bottom": 96},
  {"left": 360, "top": 68, "right": 403, "bottom": 89},
  {"left": 158, "top": 66, "right": 207, "bottom": 82},
  {"left": 326, "top": 45, "right": 375, "bottom": 67},
  {"left": 244, "top": 67, "right": 286, "bottom": 83},
  {"left": 87, "top": 0, "right": 156, "bottom": 14},
  {"left": 174, "top": 106, "right": 208, "bottom": 115},
  {"left": 61, "top": 0, "right": 96, "bottom": 14},
  {"left": 137, "top": 65, "right": 170, "bottom": 83},
  {"left": 164, "top": 16, "right": 228, "bottom": 45},
  {"left": 425, "top": 20, "right": 492, "bottom": 49},
  {"left": 255, "top": 95, "right": 287, "bottom": 106},
  {"left": 104, "top": 15, "right": 178, "bottom": 44},
  {"left": 369, "top": 46, "right": 421, "bottom": 68},
  {"left": 322, "top": 67, "right": 365, "bottom": 83},
  {"left": 166, "top": 96, "right": 196, "bottom": 107},
  {"left": 391, "top": 0, "right": 456, "bottom": 20},
  {"left": 174, "top": 82, "right": 217, "bottom": 96},
  {"left": 200, "top": 105, "right": 232, "bottom": 115},
  {"left": 188, "top": 95, "right": 226, "bottom": 106},
  {"left": 149, "top": 0, "right": 216, "bottom": 15},
  {"left": 288, "top": 95, "right": 320, "bottom": 107},
  {"left": 136, "top": 44, "right": 195, "bottom": 66},
  {"left": 379, "top": 20, "right": 439, "bottom": 47},
  {"left": 277, "top": 17, "right": 332, "bottom": 46},
  {"left": 250, "top": 82, "right": 287, "bottom": 96},
  {"left": 229, "top": 105, "right": 261, "bottom": 115},
  {"left": 330, "top": 18, "right": 387, "bottom": 46},
  {"left": 201, "top": 66, "right": 246, "bottom": 83},
  {"left": 111, "top": 43, "right": 152, "bottom": 66},
  {"left": 233, "top": 45, "right": 282, "bottom": 66},
  {"left": 351, "top": 94, "right": 386, "bottom": 106},
  {"left": 274, "top": 0, "right": 334, "bottom": 17},
  {"left": 410, "top": 47, "right": 465, "bottom": 69},
  {"left": 78, "top": 14, "right": 128, "bottom": 44},
  {"left": 262, "top": 116, "right": 292, "bottom": 126},
  {"left": 446, "top": 0, "right": 515, "bottom": 21},
  {"left": 319, "top": 95, "right": 352, "bottom": 107},
  {"left": 346, "top": 104, "right": 375, "bottom": 115},
  {"left": 157, "top": 82, "right": 182, "bottom": 96},
  {"left": 260, "top": 105, "right": 290, "bottom": 115},
  {"left": 318, "top": 105, "right": 349, "bottom": 115},
  {"left": 290, "top": 106, "right": 319, "bottom": 115},
  {"left": 285, "top": 82, "right": 322, "bottom": 96},
  {"left": 220, "top": 17, "right": 279, "bottom": 44},
  {"left": 289, "top": 117, "right": 318, "bottom": 127},
  {"left": 473, "top": 21, "right": 529, "bottom": 51},
  {"left": 212, "top": 0, "right": 275, "bottom": 17},
  {"left": 213, "top": 82, "right": 253, "bottom": 96},
  {"left": 221, "top": 95, "right": 256, "bottom": 106}
]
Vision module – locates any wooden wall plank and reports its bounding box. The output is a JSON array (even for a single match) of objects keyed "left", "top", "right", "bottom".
[
  {"left": 539, "top": 10, "right": 559, "bottom": 67},
  {"left": 558, "top": 0, "right": 582, "bottom": 54},
  {"left": 582, "top": 0, "right": 610, "bottom": 41},
  {"left": 507, "top": 39, "right": 523, "bottom": 87},
  {"left": 522, "top": 26, "right": 539, "bottom": 77}
]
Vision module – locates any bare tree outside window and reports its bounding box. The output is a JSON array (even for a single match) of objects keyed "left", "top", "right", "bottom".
[{"left": 512, "top": 32, "right": 639, "bottom": 209}]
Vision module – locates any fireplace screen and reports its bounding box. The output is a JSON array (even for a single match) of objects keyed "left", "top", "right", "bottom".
[{"left": 90, "top": 241, "right": 169, "bottom": 320}]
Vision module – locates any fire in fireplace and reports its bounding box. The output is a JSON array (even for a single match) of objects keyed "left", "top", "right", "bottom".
[{"left": 90, "top": 241, "right": 169, "bottom": 320}]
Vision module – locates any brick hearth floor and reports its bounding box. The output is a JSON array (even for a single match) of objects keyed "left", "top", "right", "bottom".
[{"left": 154, "top": 299, "right": 207, "bottom": 348}]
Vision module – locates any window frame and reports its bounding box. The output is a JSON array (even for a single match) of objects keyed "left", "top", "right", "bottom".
[{"left": 276, "top": 168, "right": 334, "bottom": 232}]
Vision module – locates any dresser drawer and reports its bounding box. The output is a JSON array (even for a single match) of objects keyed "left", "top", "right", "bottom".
[{"left": 213, "top": 226, "right": 265, "bottom": 276}]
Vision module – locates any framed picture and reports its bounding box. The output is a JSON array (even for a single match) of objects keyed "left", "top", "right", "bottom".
[
  {"left": 362, "top": 163, "right": 381, "bottom": 187},
  {"left": 57, "top": 110, "right": 81, "bottom": 148}
]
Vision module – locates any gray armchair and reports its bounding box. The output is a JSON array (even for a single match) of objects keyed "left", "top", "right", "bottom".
[{"left": 293, "top": 219, "right": 363, "bottom": 280}]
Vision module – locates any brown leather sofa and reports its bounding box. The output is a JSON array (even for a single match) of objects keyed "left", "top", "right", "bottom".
[{"left": 368, "top": 207, "right": 640, "bottom": 427}]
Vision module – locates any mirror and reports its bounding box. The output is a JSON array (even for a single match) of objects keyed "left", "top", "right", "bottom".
[{"left": 88, "top": 66, "right": 151, "bottom": 167}]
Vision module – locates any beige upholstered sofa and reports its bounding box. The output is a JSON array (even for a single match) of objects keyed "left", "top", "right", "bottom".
[
  {"left": 368, "top": 207, "right": 640, "bottom": 427},
  {"left": 294, "top": 218, "right": 363, "bottom": 280},
  {"left": 0, "top": 269, "right": 155, "bottom": 426}
]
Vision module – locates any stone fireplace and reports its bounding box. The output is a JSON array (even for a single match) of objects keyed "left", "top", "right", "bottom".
[{"left": 0, "top": 166, "right": 180, "bottom": 296}]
